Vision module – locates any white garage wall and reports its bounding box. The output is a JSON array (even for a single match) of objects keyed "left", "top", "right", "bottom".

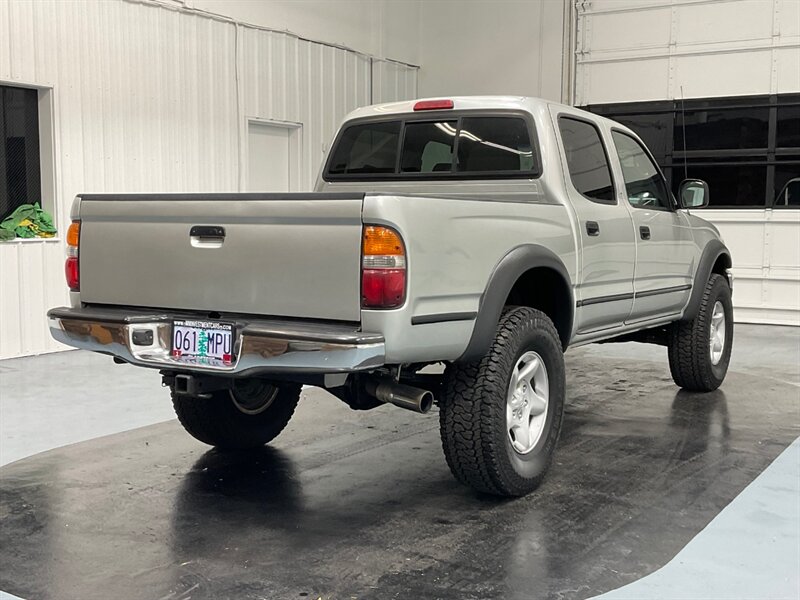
[
  {"left": 0, "top": 0, "right": 418, "bottom": 359},
  {"left": 418, "top": 0, "right": 567, "bottom": 101},
  {"left": 186, "top": 0, "right": 422, "bottom": 66},
  {"left": 574, "top": 0, "right": 799, "bottom": 105},
  {"left": 372, "top": 58, "right": 419, "bottom": 104},
  {"left": 575, "top": 0, "right": 800, "bottom": 326},
  {"left": 698, "top": 209, "right": 800, "bottom": 326}
]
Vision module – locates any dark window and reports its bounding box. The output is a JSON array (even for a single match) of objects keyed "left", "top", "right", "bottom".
[
  {"left": 612, "top": 131, "right": 671, "bottom": 209},
  {"left": 774, "top": 159, "right": 800, "bottom": 207},
  {"left": 400, "top": 121, "right": 456, "bottom": 173},
  {"left": 676, "top": 107, "right": 769, "bottom": 151},
  {"left": 609, "top": 112, "right": 671, "bottom": 162},
  {"left": 1, "top": 85, "right": 41, "bottom": 220},
  {"left": 558, "top": 117, "right": 614, "bottom": 203},
  {"left": 671, "top": 160, "right": 768, "bottom": 208},
  {"left": 586, "top": 93, "right": 799, "bottom": 209},
  {"left": 457, "top": 117, "right": 534, "bottom": 173},
  {"left": 327, "top": 121, "right": 400, "bottom": 175},
  {"left": 776, "top": 104, "right": 800, "bottom": 149},
  {"left": 775, "top": 177, "right": 800, "bottom": 207}
]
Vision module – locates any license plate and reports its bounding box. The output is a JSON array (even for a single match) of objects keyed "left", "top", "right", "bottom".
[{"left": 172, "top": 320, "right": 234, "bottom": 366}]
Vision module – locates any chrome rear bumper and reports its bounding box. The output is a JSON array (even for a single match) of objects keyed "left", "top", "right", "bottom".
[{"left": 47, "top": 306, "right": 385, "bottom": 376}]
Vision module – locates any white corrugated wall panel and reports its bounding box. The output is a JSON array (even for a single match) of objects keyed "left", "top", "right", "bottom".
[
  {"left": 371, "top": 59, "right": 418, "bottom": 104},
  {"left": 0, "top": 244, "right": 23, "bottom": 358},
  {"left": 239, "top": 28, "right": 372, "bottom": 188},
  {"left": 0, "top": 0, "right": 418, "bottom": 359}
]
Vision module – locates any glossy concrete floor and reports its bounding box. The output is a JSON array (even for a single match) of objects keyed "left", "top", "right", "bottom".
[{"left": 0, "top": 326, "right": 798, "bottom": 600}]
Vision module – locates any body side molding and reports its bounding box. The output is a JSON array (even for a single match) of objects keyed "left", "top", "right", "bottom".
[
  {"left": 411, "top": 312, "right": 478, "bottom": 326},
  {"left": 576, "top": 284, "right": 693, "bottom": 307}
]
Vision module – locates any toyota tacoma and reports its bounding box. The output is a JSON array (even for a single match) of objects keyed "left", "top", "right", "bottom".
[{"left": 49, "top": 96, "right": 734, "bottom": 497}]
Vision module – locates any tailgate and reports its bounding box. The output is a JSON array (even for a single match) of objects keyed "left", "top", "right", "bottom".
[{"left": 77, "top": 193, "right": 364, "bottom": 322}]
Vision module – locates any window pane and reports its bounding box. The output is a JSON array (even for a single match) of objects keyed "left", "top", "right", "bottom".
[
  {"left": 675, "top": 107, "right": 769, "bottom": 151},
  {"left": 607, "top": 113, "right": 671, "bottom": 162},
  {"left": 776, "top": 105, "right": 800, "bottom": 148},
  {"left": 774, "top": 160, "right": 800, "bottom": 207},
  {"left": 1, "top": 85, "right": 41, "bottom": 220},
  {"left": 456, "top": 117, "right": 535, "bottom": 173},
  {"left": 558, "top": 118, "right": 614, "bottom": 202},
  {"left": 400, "top": 121, "right": 456, "bottom": 173},
  {"left": 671, "top": 163, "right": 767, "bottom": 207},
  {"left": 327, "top": 121, "right": 400, "bottom": 175},
  {"left": 611, "top": 131, "right": 671, "bottom": 209}
]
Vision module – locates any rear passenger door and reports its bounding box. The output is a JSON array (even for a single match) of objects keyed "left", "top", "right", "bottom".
[
  {"left": 609, "top": 130, "right": 695, "bottom": 322},
  {"left": 555, "top": 113, "right": 636, "bottom": 333}
]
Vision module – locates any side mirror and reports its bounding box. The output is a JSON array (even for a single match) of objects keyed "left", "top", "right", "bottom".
[{"left": 679, "top": 179, "right": 709, "bottom": 209}]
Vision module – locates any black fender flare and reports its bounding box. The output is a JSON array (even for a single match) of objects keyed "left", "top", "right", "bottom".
[
  {"left": 682, "top": 239, "right": 732, "bottom": 322},
  {"left": 458, "top": 244, "right": 574, "bottom": 362}
]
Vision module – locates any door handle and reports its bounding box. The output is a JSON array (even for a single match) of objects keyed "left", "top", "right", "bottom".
[
  {"left": 639, "top": 226, "right": 651, "bottom": 240},
  {"left": 586, "top": 221, "right": 600, "bottom": 236}
]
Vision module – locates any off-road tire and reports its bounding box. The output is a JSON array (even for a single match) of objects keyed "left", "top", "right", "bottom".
[
  {"left": 668, "top": 274, "right": 733, "bottom": 392},
  {"left": 171, "top": 381, "right": 301, "bottom": 449},
  {"left": 439, "top": 307, "right": 566, "bottom": 497}
]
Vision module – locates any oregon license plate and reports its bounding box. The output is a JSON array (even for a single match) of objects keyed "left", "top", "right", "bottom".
[{"left": 171, "top": 320, "right": 234, "bottom": 366}]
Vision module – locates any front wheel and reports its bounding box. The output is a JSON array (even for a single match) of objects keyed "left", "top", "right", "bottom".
[
  {"left": 171, "top": 379, "right": 301, "bottom": 449},
  {"left": 439, "top": 307, "right": 566, "bottom": 497},
  {"left": 668, "top": 273, "right": 733, "bottom": 392}
]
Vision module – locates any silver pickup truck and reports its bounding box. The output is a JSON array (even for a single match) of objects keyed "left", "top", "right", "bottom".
[{"left": 49, "top": 96, "right": 733, "bottom": 497}]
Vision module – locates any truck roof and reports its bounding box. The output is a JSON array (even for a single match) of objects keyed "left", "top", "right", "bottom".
[
  {"left": 340, "top": 95, "right": 641, "bottom": 145},
  {"left": 342, "top": 95, "right": 605, "bottom": 124}
]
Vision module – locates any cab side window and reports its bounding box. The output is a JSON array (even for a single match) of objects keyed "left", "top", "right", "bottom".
[
  {"left": 611, "top": 131, "right": 671, "bottom": 209},
  {"left": 559, "top": 117, "right": 615, "bottom": 203}
]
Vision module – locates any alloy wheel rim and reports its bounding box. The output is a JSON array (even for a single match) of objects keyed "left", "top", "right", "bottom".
[
  {"left": 506, "top": 350, "right": 550, "bottom": 455},
  {"left": 709, "top": 301, "right": 726, "bottom": 366}
]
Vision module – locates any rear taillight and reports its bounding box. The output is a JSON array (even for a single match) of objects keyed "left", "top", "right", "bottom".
[
  {"left": 362, "top": 225, "right": 406, "bottom": 309},
  {"left": 65, "top": 221, "right": 80, "bottom": 291}
]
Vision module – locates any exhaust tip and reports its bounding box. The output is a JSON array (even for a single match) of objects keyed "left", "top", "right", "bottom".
[
  {"left": 418, "top": 391, "right": 434, "bottom": 414},
  {"left": 367, "top": 378, "right": 435, "bottom": 414}
]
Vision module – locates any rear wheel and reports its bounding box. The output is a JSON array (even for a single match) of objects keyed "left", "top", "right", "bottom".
[
  {"left": 439, "top": 307, "right": 566, "bottom": 497},
  {"left": 171, "top": 379, "right": 301, "bottom": 449},
  {"left": 668, "top": 274, "right": 733, "bottom": 392}
]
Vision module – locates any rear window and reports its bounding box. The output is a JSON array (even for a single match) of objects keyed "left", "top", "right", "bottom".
[
  {"left": 325, "top": 114, "right": 537, "bottom": 180},
  {"left": 458, "top": 117, "right": 535, "bottom": 172},
  {"left": 401, "top": 121, "right": 457, "bottom": 173},
  {"left": 327, "top": 121, "right": 401, "bottom": 175}
]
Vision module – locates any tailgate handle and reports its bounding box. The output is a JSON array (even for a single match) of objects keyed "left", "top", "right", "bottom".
[
  {"left": 190, "top": 225, "right": 225, "bottom": 239},
  {"left": 190, "top": 225, "right": 225, "bottom": 248}
]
